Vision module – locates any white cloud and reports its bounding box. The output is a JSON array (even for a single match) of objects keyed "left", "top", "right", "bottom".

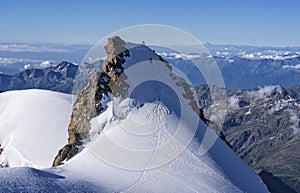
[
  {"left": 227, "top": 96, "right": 239, "bottom": 110},
  {"left": 286, "top": 109, "right": 300, "bottom": 134},
  {"left": 282, "top": 64, "right": 300, "bottom": 69},
  {"left": 0, "top": 57, "right": 56, "bottom": 69},
  {"left": 243, "top": 53, "right": 255, "bottom": 59},
  {"left": 157, "top": 52, "right": 202, "bottom": 60},
  {"left": 247, "top": 85, "right": 281, "bottom": 99},
  {"left": 24, "top": 64, "right": 31, "bottom": 69},
  {"left": 0, "top": 43, "right": 70, "bottom": 53},
  {"left": 239, "top": 50, "right": 299, "bottom": 60},
  {"left": 0, "top": 57, "right": 39, "bottom": 65},
  {"left": 39, "top": 61, "right": 52, "bottom": 68}
]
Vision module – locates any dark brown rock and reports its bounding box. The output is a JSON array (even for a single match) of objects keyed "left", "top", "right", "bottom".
[
  {"left": 52, "top": 36, "right": 130, "bottom": 166},
  {"left": 53, "top": 144, "right": 78, "bottom": 166}
]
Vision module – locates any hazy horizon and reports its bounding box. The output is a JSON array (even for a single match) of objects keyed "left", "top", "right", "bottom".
[{"left": 1, "top": 41, "right": 300, "bottom": 48}]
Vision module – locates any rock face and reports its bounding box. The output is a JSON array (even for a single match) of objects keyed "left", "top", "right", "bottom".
[
  {"left": 53, "top": 37, "right": 130, "bottom": 166},
  {"left": 196, "top": 84, "right": 300, "bottom": 192}
]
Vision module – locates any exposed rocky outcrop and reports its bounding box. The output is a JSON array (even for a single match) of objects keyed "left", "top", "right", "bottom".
[{"left": 53, "top": 36, "right": 130, "bottom": 166}]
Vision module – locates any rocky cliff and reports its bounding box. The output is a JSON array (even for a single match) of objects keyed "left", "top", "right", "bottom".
[{"left": 53, "top": 37, "right": 129, "bottom": 166}]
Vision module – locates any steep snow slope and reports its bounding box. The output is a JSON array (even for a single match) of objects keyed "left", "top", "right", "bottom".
[
  {"left": 0, "top": 89, "right": 72, "bottom": 168},
  {"left": 56, "top": 101, "right": 268, "bottom": 193},
  {"left": 0, "top": 90, "right": 268, "bottom": 192}
]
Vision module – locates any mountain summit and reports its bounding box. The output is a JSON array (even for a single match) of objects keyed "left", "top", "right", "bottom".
[
  {"left": 52, "top": 36, "right": 131, "bottom": 166},
  {"left": 50, "top": 36, "right": 268, "bottom": 192},
  {"left": 53, "top": 36, "right": 221, "bottom": 166},
  {"left": 0, "top": 37, "right": 269, "bottom": 192}
]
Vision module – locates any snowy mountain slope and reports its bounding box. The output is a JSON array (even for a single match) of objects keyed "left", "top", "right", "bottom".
[
  {"left": 0, "top": 89, "right": 72, "bottom": 168},
  {"left": 0, "top": 36, "right": 269, "bottom": 192},
  {"left": 55, "top": 101, "right": 268, "bottom": 193},
  {"left": 51, "top": 37, "right": 268, "bottom": 192},
  {"left": 0, "top": 89, "right": 269, "bottom": 192}
]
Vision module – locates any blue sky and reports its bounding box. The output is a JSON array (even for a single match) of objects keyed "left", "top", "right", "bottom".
[{"left": 0, "top": 0, "right": 299, "bottom": 46}]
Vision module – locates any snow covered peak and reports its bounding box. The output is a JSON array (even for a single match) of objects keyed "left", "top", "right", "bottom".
[
  {"left": 0, "top": 36, "right": 269, "bottom": 192},
  {"left": 59, "top": 97, "right": 268, "bottom": 192},
  {"left": 0, "top": 89, "right": 269, "bottom": 192}
]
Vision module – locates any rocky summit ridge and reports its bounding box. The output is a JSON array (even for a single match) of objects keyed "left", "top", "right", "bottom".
[
  {"left": 52, "top": 36, "right": 230, "bottom": 167},
  {"left": 53, "top": 37, "right": 129, "bottom": 166}
]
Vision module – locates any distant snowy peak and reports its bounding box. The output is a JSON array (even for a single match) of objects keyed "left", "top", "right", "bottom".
[{"left": 53, "top": 61, "right": 78, "bottom": 75}]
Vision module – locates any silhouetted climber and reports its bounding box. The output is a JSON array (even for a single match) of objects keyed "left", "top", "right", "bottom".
[{"left": 149, "top": 57, "right": 152, "bottom": 64}]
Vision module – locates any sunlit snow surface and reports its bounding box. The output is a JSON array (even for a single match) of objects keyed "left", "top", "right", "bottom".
[
  {"left": 0, "top": 90, "right": 268, "bottom": 192},
  {"left": 0, "top": 90, "right": 72, "bottom": 168}
]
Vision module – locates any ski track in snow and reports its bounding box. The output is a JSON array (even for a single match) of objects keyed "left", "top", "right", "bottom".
[
  {"left": 109, "top": 104, "right": 241, "bottom": 193},
  {"left": 117, "top": 105, "right": 171, "bottom": 193}
]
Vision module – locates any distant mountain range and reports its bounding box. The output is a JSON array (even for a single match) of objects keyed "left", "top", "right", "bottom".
[
  {"left": 164, "top": 54, "right": 300, "bottom": 89},
  {"left": 197, "top": 84, "right": 300, "bottom": 192},
  {"left": 0, "top": 61, "right": 77, "bottom": 93},
  {"left": 1, "top": 42, "right": 300, "bottom": 90},
  {"left": 1, "top": 53, "right": 300, "bottom": 94}
]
